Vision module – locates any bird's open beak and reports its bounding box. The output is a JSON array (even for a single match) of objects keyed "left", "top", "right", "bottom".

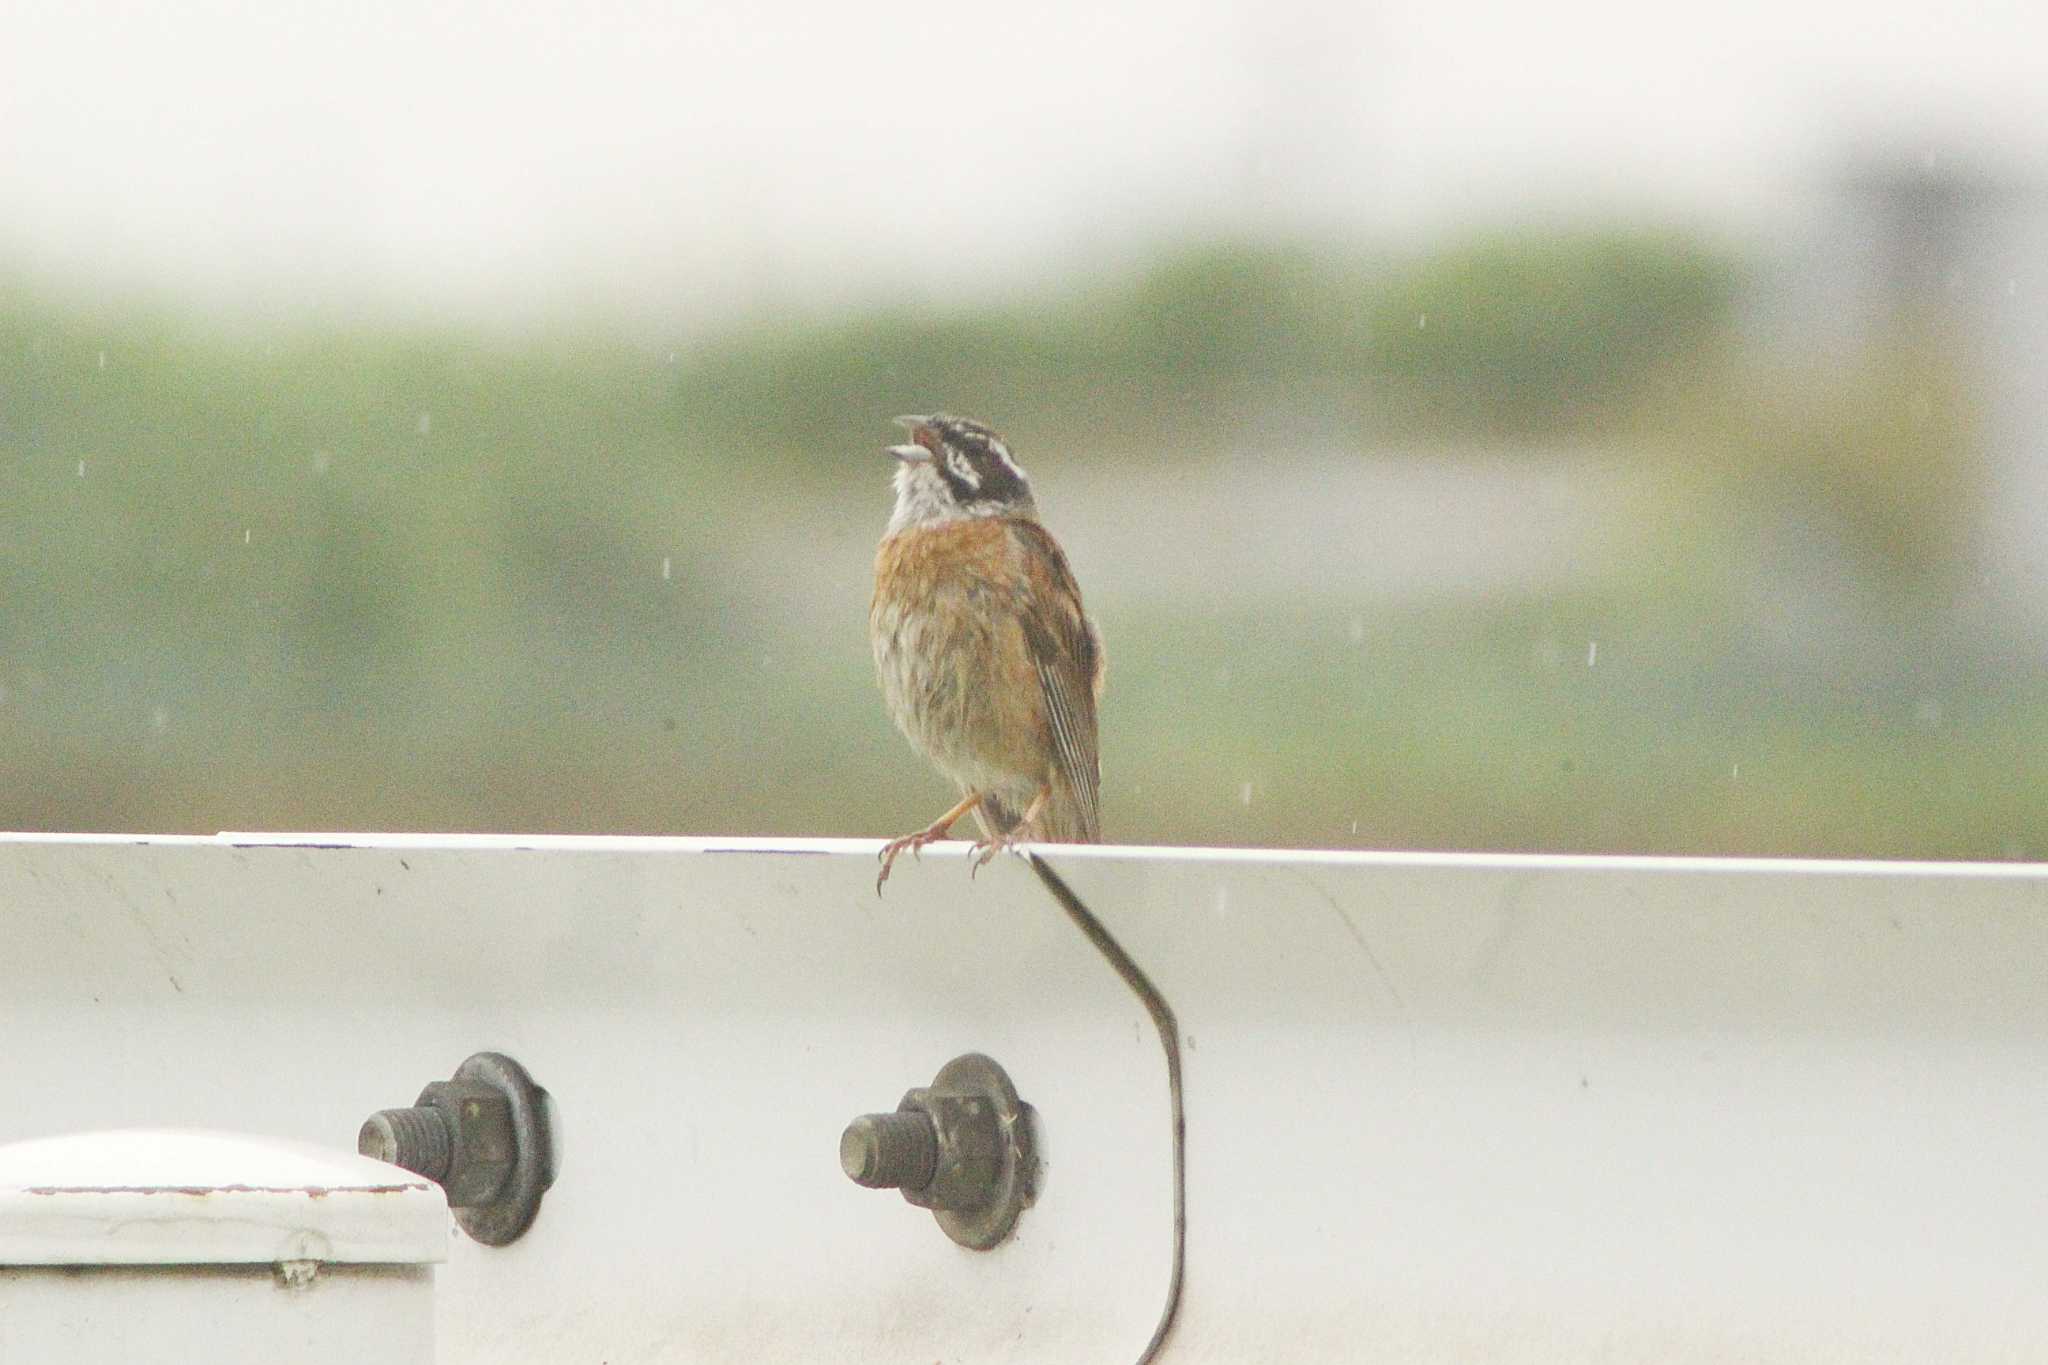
[{"left": 887, "top": 414, "right": 934, "bottom": 462}]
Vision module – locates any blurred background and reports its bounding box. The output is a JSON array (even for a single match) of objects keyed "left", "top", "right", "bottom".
[{"left": 3, "top": 0, "right": 2045, "bottom": 857}]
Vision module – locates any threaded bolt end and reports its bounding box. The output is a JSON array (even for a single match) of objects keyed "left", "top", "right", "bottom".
[
  {"left": 359, "top": 1106, "right": 453, "bottom": 1182},
  {"left": 840, "top": 1111, "right": 938, "bottom": 1191}
]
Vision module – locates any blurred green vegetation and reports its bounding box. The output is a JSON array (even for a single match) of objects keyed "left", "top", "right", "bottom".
[
  {"left": 1369, "top": 229, "right": 1737, "bottom": 433},
  {"left": 2, "top": 229, "right": 2038, "bottom": 859},
  {"left": 675, "top": 228, "right": 1735, "bottom": 461}
]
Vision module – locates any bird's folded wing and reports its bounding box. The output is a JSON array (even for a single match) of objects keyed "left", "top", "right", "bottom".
[{"left": 1010, "top": 520, "right": 1103, "bottom": 842}]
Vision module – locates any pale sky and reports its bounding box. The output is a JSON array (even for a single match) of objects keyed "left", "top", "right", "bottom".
[{"left": 3, "top": 0, "right": 2044, "bottom": 324}]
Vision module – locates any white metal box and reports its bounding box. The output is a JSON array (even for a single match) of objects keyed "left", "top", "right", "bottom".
[{"left": 0, "top": 1129, "right": 449, "bottom": 1364}]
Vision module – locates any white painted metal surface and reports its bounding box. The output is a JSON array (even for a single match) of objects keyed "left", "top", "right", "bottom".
[
  {"left": 1053, "top": 847, "right": 2048, "bottom": 1364},
  {"left": 0, "top": 1128, "right": 447, "bottom": 1265},
  {"left": 0, "top": 1262, "right": 440, "bottom": 1365},
  {"left": 2, "top": 833, "right": 2045, "bottom": 1362},
  {"left": 0, "top": 1127, "right": 446, "bottom": 1364},
  {"left": 0, "top": 833, "right": 1174, "bottom": 1363}
]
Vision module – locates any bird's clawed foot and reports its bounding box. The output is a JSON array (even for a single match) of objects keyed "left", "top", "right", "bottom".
[
  {"left": 967, "top": 829, "right": 1031, "bottom": 878},
  {"left": 966, "top": 782, "right": 1052, "bottom": 879},
  {"left": 876, "top": 826, "right": 945, "bottom": 893},
  {"left": 876, "top": 790, "right": 987, "bottom": 894}
]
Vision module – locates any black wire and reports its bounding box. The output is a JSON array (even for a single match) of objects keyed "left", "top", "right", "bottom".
[{"left": 1027, "top": 851, "right": 1186, "bottom": 1365}]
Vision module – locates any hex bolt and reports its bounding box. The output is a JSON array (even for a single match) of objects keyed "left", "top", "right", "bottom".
[
  {"left": 356, "top": 1079, "right": 512, "bottom": 1207},
  {"left": 357, "top": 1051, "right": 555, "bottom": 1247},
  {"left": 840, "top": 1111, "right": 939, "bottom": 1191},
  {"left": 840, "top": 1053, "right": 1036, "bottom": 1251},
  {"left": 358, "top": 1104, "right": 453, "bottom": 1183}
]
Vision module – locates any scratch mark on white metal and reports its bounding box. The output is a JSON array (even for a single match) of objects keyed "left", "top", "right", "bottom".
[{"left": 1297, "top": 871, "right": 1417, "bottom": 1070}]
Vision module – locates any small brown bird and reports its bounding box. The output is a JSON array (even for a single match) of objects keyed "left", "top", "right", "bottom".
[{"left": 870, "top": 414, "right": 1104, "bottom": 891}]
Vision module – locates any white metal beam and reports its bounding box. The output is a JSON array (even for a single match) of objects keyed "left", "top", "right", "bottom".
[{"left": 4, "top": 834, "right": 2044, "bottom": 1362}]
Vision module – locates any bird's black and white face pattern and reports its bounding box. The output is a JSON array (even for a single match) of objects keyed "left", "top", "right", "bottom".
[{"left": 884, "top": 413, "right": 1038, "bottom": 533}]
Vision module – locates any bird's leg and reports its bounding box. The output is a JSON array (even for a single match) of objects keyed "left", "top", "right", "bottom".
[
  {"left": 970, "top": 781, "right": 1052, "bottom": 876},
  {"left": 877, "top": 789, "right": 984, "bottom": 893}
]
